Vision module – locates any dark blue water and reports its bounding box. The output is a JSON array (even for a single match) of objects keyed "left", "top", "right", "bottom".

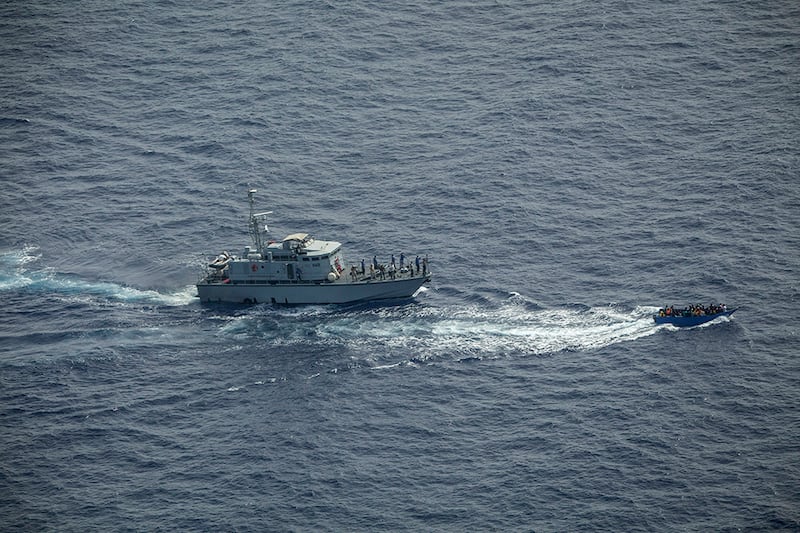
[{"left": 2, "top": 1, "right": 799, "bottom": 530}]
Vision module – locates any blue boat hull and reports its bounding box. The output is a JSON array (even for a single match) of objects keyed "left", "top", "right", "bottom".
[{"left": 654, "top": 309, "right": 736, "bottom": 327}]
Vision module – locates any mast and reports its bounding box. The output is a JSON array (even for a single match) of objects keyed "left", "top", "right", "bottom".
[{"left": 247, "top": 189, "right": 272, "bottom": 255}]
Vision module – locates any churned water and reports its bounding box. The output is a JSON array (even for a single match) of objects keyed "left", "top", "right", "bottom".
[{"left": 2, "top": 1, "right": 799, "bottom": 531}]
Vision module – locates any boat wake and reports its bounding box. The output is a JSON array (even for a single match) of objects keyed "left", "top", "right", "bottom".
[
  {"left": 216, "top": 292, "right": 660, "bottom": 363},
  {"left": 0, "top": 246, "right": 196, "bottom": 307}
]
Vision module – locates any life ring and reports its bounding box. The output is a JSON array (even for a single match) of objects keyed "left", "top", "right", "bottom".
[{"left": 251, "top": 264, "right": 258, "bottom": 272}]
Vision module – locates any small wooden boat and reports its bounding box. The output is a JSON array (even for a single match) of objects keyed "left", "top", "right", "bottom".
[{"left": 654, "top": 307, "right": 736, "bottom": 327}]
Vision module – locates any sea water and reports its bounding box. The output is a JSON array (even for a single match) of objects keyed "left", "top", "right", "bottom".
[{"left": 1, "top": 1, "right": 798, "bottom": 530}]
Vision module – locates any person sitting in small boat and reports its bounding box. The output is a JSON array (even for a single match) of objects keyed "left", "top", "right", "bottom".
[{"left": 658, "top": 303, "right": 727, "bottom": 318}]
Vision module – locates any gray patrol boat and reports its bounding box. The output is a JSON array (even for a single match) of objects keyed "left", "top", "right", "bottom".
[{"left": 197, "top": 190, "right": 431, "bottom": 304}]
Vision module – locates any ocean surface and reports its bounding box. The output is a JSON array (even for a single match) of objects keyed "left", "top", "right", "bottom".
[{"left": 2, "top": 1, "right": 799, "bottom": 531}]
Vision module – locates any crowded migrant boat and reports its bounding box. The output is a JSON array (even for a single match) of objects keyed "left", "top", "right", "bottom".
[{"left": 654, "top": 303, "right": 736, "bottom": 327}]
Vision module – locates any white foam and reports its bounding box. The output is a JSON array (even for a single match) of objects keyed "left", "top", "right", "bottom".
[
  {"left": 219, "top": 299, "right": 660, "bottom": 360},
  {"left": 0, "top": 245, "right": 43, "bottom": 290},
  {"left": 1, "top": 246, "right": 196, "bottom": 306},
  {"left": 398, "top": 303, "right": 658, "bottom": 356}
]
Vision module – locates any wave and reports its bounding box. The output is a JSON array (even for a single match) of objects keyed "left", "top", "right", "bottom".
[{"left": 0, "top": 245, "right": 196, "bottom": 306}]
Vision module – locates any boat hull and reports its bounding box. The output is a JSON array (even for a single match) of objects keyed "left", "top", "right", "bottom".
[
  {"left": 197, "top": 275, "right": 430, "bottom": 304},
  {"left": 653, "top": 309, "right": 736, "bottom": 327}
]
